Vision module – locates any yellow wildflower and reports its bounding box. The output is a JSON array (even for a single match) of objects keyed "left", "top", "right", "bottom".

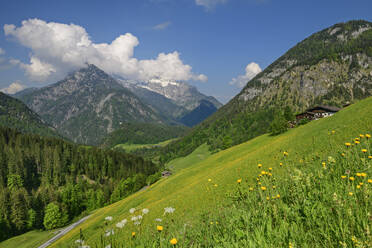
[
  {"left": 261, "top": 186, "right": 267, "bottom": 191},
  {"left": 348, "top": 192, "right": 353, "bottom": 196},
  {"left": 355, "top": 140, "right": 360, "bottom": 144},
  {"left": 258, "top": 163, "right": 262, "bottom": 168},
  {"left": 266, "top": 197, "right": 270, "bottom": 200},
  {"left": 355, "top": 137, "right": 360, "bottom": 141},
  {"left": 216, "top": 221, "right": 219, "bottom": 224},
  {"left": 268, "top": 167, "right": 272, "bottom": 171},
  {"left": 157, "top": 225, "right": 163, "bottom": 232},
  {"left": 356, "top": 185, "right": 361, "bottom": 189},
  {"left": 210, "top": 222, "right": 213, "bottom": 225},
  {"left": 366, "top": 134, "right": 371, "bottom": 139},
  {"left": 132, "top": 232, "right": 136, "bottom": 237},
  {"left": 368, "top": 179, "right": 372, "bottom": 183},
  {"left": 345, "top": 142, "right": 351, "bottom": 147},
  {"left": 341, "top": 175, "right": 346, "bottom": 179},
  {"left": 272, "top": 185, "right": 276, "bottom": 189},
  {"left": 249, "top": 187, "right": 254, "bottom": 191},
  {"left": 362, "top": 149, "right": 367, "bottom": 153},
  {"left": 280, "top": 162, "right": 283, "bottom": 167},
  {"left": 276, "top": 194, "right": 280, "bottom": 198},
  {"left": 356, "top": 173, "right": 362, "bottom": 177},
  {"left": 170, "top": 238, "right": 178, "bottom": 245},
  {"left": 361, "top": 173, "right": 367, "bottom": 177},
  {"left": 359, "top": 182, "right": 363, "bottom": 186},
  {"left": 214, "top": 184, "right": 218, "bottom": 187},
  {"left": 258, "top": 182, "right": 261, "bottom": 185},
  {"left": 331, "top": 130, "right": 335, "bottom": 134},
  {"left": 208, "top": 179, "right": 212, "bottom": 182},
  {"left": 268, "top": 173, "right": 272, "bottom": 177},
  {"left": 283, "top": 151, "right": 289, "bottom": 156},
  {"left": 369, "top": 155, "right": 372, "bottom": 159},
  {"left": 349, "top": 177, "right": 355, "bottom": 181},
  {"left": 359, "top": 134, "right": 364, "bottom": 138},
  {"left": 237, "top": 179, "right": 242, "bottom": 183},
  {"left": 341, "top": 153, "right": 345, "bottom": 157}
]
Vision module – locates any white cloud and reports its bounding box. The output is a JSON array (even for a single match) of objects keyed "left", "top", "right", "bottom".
[
  {"left": 0, "top": 48, "right": 4, "bottom": 55},
  {"left": 4, "top": 19, "right": 207, "bottom": 83},
  {"left": 153, "top": 21, "right": 171, "bottom": 30},
  {"left": 1, "top": 81, "right": 26, "bottom": 94},
  {"left": 195, "top": 0, "right": 227, "bottom": 10},
  {"left": 229, "top": 62, "right": 262, "bottom": 88}
]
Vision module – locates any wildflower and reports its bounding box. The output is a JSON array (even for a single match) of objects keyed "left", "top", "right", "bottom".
[
  {"left": 216, "top": 221, "right": 219, "bottom": 224},
  {"left": 361, "top": 173, "right": 367, "bottom": 177},
  {"left": 258, "top": 182, "right": 261, "bottom": 185},
  {"left": 341, "top": 175, "right": 346, "bottom": 179},
  {"left": 362, "top": 149, "right": 368, "bottom": 153},
  {"left": 164, "top": 207, "right": 175, "bottom": 214},
  {"left": 359, "top": 182, "right": 363, "bottom": 186},
  {"left": 355, "top": 137, "right": 360, "bottom": 141},
  {"left": 208, "top": 179, "right": 212, "bottom": 182},
  {"left": 331, "top": 130, "right": 335, "bottom": 134},
  {"left": 105, "top": 245, "right": 111, "bottom": 248},
  {"left": 116, "top": 222, "right": 125, "bottom": 228},
  {"left": 355, "top": 140, "right": 360, "bottom": 144},
  {"left": 349, "top": 177, "right": 355, "bottom": 181},
  {"left": 261, "top": 171, "right": 266, "bottom": 175},
  {"left": 366, "top": 134, "right": 371, "bottom": 139},
  {"left": 345, "top": 142, "right": 351, "bottom": 147},
  {"left": 348, "top": 192, "right": 353, "bottom": 196},
  {"left": 134, "top": 221, "right": 141, "bottom": 225},
  {"left": 131, "top": 216, "right": 138, "bottom": 222},
  {"left": 129, "top": 208, "right": 136, "bottom": 214},
  {"left": 258, "top": 163, "right": 262, "bottom": 168},
  {"left": 105, "top": 216, "right": 113, "bottom": 221},
  {"left": 268, "top": 167, "right": 272, "bottom": 171},
  {"left": 210, "top": 222, "right": 213, "bottom": 225},
  {"left": 283, "top": 151, "right": 289, "bottom": 156},
  {"left": 268, "top": 173, "right": 272, "bottom": 176},
  {"left": 368, "top": 179, "right": 372, "bottom": 183},
  {"left": 360, "top": 134, "right": 364, "bottom": 138},
  {"left": 170, "top": 238, "right": 178, "bottom": 245},
  {"left": 132, "top": 232, "right": 136, "bottom": 237},
  {"left": 249, "top": 187, "right": 254, "bottom": 191},
  {"left": 237, "top": 179, "right": 242, "bottom": 183},
  {"left": 356, "top": 173, "right": 362, "bottom": 177},
  {"left": 289, "top": 242, "right": 293, "bottom": 248},
  {"left": 369, "top": 155, "right": 372, "bottom": 159},
  {"left": 155, "top": 218, "right": 162, "bottom": 222},
  {"left": 356, "top": 185, "right": 361, "bottom": 189},
  {"left": 121, "top": 219, "right": 127, "bottom": 225},
  {"left": 105, "top": 229, "right": 114, "bottom": 237},
  {"left": 266, "top": 197, "right": 270, "bottom": 200},
  {"left": 322, "top": 162, "right": 326, "bottom": 168},
  {"left": 341, "top": 153, "right": 345, "bottom": 157},
  {"left": 261, "top": 186, "right": 267, "bottom": 191},
  {"left": 276, "top": 194, "right": 280, "bottom": 198},
  {"left": 272, "top": 185, "right": 276, "bottom": 189},
  {"left": 142, "top": 208, "right": 149, "bottom": 215},
  {"left": 75, "top": 239, "right": 84, "bottom": 244},
  {"left": 214, "top": 184, "right": 218, "bottom": 187},
  {"left": 279, "top": 162, "right": 283, "bottom": 167},
  {"left": 157, "top": 225, "right": 163, "bottom": 232}
]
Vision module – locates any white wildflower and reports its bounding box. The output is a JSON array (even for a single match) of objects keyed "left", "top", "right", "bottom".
[
  {"left": 129, "top": 208, "right": 136, "bottom": 214},
  {"left": 134, "top": 221, "right": 141, "bottom": 225},
  {"left": 131, "top": 216, "right": 138, "bottom": 222},
  {"left": 137, "top": 215, "right": 143, "bottom": 220},
  {"left": 105, "top": 245, "right": 111, "bottom": 248},
  {"left": 164, "top": 207, "right": 175, "bottom": 214},
  {"left": 79, "top": 246, "right": 90, "bottom": 248},
  {"left": 75, "top": 239, "right": 84, "bottom": 244},
  {"left": 105, "top": 229, "right": 114, "bottom": 237},
  {"left": 116, "top": 222, "right": 124, "bottom": 228},
  {"left": 121, "top": 219, "right": 127, "bottom": 224},
  {"left": 142, "top": 208, "right": 149, "bottom": 214},
  {"left": 155, "top": 218, "right": 162, "bottom": 222},
  {"left": 105, "top": 216, "right": 113, "bottom": 221}
]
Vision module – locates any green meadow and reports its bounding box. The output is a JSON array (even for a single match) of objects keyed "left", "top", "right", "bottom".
[
  {"left": 3, "top": 97, "right": 372, "bottom": 247},
  {"left": 114, "top": 139, "right": 176, "bottom": 152}
]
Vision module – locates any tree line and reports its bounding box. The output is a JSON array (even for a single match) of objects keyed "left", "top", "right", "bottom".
[{"left": 0, "top": 126, "right": 159, "bottom": 241}]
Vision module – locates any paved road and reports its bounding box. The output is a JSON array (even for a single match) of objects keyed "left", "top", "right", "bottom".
[{"left": 38, "top": 215, "right": 92, "bottom": 248}]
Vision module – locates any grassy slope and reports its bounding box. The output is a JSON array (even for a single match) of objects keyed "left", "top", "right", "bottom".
[
  {"left": 0, "top": 230, "right": 55, "bottom": 248},
  {"left": 114, "top": 139, "right": 176, "bottom": 152},
  {"left": 3, "top": 96, "right": 372, "bottom": 247}
]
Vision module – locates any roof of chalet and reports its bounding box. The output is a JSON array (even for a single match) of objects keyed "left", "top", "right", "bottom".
[{"left": 296, "top": 105, "right": 341, "bottom": 117}]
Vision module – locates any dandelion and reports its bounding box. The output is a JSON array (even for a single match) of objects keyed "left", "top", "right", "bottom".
[
  {"left": 349, "top": 177, "right": 355, "bottom": 181},
  {"left": 331, "top": 130, "right": 335, "bottom": 134},
  {"left": 355, "top": 137, "right": 360, "bottom": 141},
  {"left": 214, "top": 184, "right": 218, "bottom": 187},
  {"left": 359, "top": 182, "right": 363, "bottom": 186},
  {"left": 276, "top": 194, "right": 280, "bottom": 198},
  {"left": 279, "top": 162, "right": 283, "bottom": 167},
  {"left": 132, "top": 232, "right": 136, "bottom": 237},
  {"left": 261, "top": 186, "right": 267, "bottom": 191},
  {"left": 341, "top": 175, "right": 346, "bottom": 179},
  {"left": 356, "top": 185, "right": 361, "bottom": 189},
  {"left": 258, "top": 163, "right": 262, "bottom": 168},
  {"left": 268, "top": 167, "right": 272, "bottom": 171},
  {"left": 360, "top": 134, "right": 364, "bottom": 138},
  {"left": 355, "top": 140, "right": 360, "bottom": 144},
  {"left": 170, "top": 238, "right": 178, "bottom": 245},
  {"left": 142, "top": 208, "right": 149, "bottom": 214},
  {"left": 266, "top": 197, "right": 270, "bottom": 200},
  {"left": 361, "top": 173, "right": 367, "bottom": 177},
  {"left": 368, "top": 179, "right": 372, "bottom": 183},
  {"left": 157, "top": 225, "right": 163, "bottom": 232},
  {"left": 362, "top": 149, "right": 367, "bottom": 153},
  {"left": 356, "top": 173, "right": 362, "bottom": 177},
  {"left": 345, "top": 142, "right": 351, "bottom": 147},
  {"left": 341, "top": 153, "right": 345, "bottom": 157},
  {"left": 348, "top": 192, "right": 353, "bottom": 196},
  {"left": 210, "top": 222, "right": 214, "bottom": 225},
  {"left": 366, "top": 134, "right": 371, "bottom": 139},
  {"left": 261, "top": 171, "right": 266, "bottom": 175},
  {"left": 249, "top": 187, "right": 254, "bottom": 191},
  {"left": 164, "top": 207, "right": 175, "bottom": 214},
  {"left": 208, "top": 179, "right": 212, "bottom": 182},
  {"left": 155, "top": 218, "right": 162, "bottom": 222},
  {"left": 105, "top": 216, "right": 113, "bottom": 221},
  {"left": 268, "top": 173, "right": 272, "bottom": 177},
  {"left": 237, "top": 179, "right": 242, "bottom": 183},
  {"left": 322, "top": 162, "right": 326, "bottom": 168},
  {"left": 129, "top": 208, "right": 136, "bottom": 214},
  {"left": 283, "top": 151, "right": 289, "bottom": 156},
  {"left": 272, "top": 185, "right": 276, "bottom": 189},
  {"left": 369, "top": 155, "right": 372, "bottom": 159}
]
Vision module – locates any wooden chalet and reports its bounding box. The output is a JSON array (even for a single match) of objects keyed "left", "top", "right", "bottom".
[
  {"left": 296, "top": 105, "right": 341, "bottom": 122},
  {"left": 161, "top": 171, "right": 172, "bottom": 177}
]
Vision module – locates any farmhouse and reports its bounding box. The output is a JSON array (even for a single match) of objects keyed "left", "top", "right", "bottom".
[
  {"left": 162, "top": 171, "right": 172, "bottom": 177},
  {"left": 296, "top": 105, "right": 341, "bottom": 122}
]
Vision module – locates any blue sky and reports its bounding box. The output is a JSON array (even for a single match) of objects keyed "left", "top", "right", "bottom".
[{"left": 0, "top": 0, "right": 371, "bottom": 103}]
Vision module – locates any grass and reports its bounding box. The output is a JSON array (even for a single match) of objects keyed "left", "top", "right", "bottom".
[
  {"left": 114, "top": 139, "right": 176, "bottom": 152},
  {"left": 3, "top": 97, "right": 372, "bottom": 247},
  {"left": 0, "top": 229, "right": 55, "bottom": 248}
]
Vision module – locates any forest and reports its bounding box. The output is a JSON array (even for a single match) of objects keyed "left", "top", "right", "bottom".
[{"left": 0, "top": 126, "right": 159, "bottom": 241}]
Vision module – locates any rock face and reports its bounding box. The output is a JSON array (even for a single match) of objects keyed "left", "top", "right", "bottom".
[
  {"left": 178, "top": 99, "right": 218, "bottom": 127},
  {"left": 0, "top": 92, "right": 60, "bottom": 138},
  {"left": 118, "top": 78, "right": 222, "bottom": 120},
  {"left": 18, "top": 64, "right": 164, "bottom": 145}
]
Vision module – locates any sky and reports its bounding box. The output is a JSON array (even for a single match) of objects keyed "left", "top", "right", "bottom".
[{"left": 0, "top": 0, "right": 371, "bottom": 103}]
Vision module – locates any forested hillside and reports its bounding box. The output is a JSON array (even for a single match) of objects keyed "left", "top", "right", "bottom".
[{"left": 0, "top": 126, "right": 159, "bottom": 241}]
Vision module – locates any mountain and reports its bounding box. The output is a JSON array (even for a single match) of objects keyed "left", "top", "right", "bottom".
[
  {"left": 102, "top": 122, "right": 189, "bottom": 148},
  {"left": 178, "top": 99, "right": 218, "bottom": 127},
  {"left": 159, "top": 20, "right": 372, "bottom": 162},
  {"left": 0, "top": 92, "right": 60, "bottom": 138},
  {"left": 118, "top": 79, "right": 222, "bottom": 120},
  {"left": 17, "top": 64, "right": 164, "bottom": 145}
]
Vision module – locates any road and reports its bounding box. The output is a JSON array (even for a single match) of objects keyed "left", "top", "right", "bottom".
[{"left": 38, "top": 215, "right": 91, "bottom": 248}]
